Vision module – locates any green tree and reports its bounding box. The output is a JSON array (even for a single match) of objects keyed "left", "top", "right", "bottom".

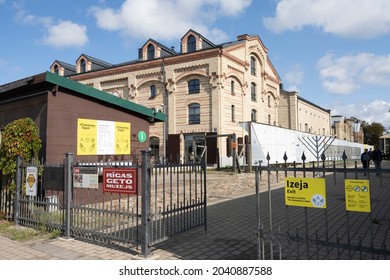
[
  {"left": 0, "top": 117, "right": 42, "bottom": 190},
  {"left": 362, "top": 122, "right": 385, "bottom": 145}
]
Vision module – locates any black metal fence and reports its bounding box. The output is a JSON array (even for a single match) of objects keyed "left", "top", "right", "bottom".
[
  {"left": 255, "top": 152, "right": 390, "bottom": 260},
  {"left": 10, "top": 151, "right": 206, "bottom": 257}
]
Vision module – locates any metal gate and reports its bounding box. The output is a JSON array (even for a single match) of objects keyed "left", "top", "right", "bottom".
[
  {"left": 255, "top": 152, "right": 390, "bottom": 260},
  {"left": 13, "top": 151, "right": 207, "bottom": 257}
]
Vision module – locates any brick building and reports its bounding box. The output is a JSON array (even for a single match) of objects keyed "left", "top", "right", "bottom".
[{"left": 50, "top": 29, "right": 336, "bottom": 166}]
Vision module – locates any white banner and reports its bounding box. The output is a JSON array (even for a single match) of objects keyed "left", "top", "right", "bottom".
[{"left": 25, "top": 166, "right": 38, "bottom": 196}]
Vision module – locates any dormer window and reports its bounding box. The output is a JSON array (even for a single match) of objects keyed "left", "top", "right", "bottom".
[
  {"left": 147, "top": 44, "right": 155, "bottom": 60},
  {"left": 80, "top": 59, "right": 86, "bottom": 73},
  {"left": 53, "top": 65, "right": 59, "bottom": 75},
  {"left": 187, "top": 35, "right": 196, "bottom": 52}
]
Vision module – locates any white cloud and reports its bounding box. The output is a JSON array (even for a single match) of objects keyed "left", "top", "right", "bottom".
[
  {"left": 89, "top": 0, "right": 252, "bottom": 41},
  {"left": 317, "top": 52, "right": 390, "bottom": 94},
  {"left": 331, "top": 100, "right": 390, "bottom": 129},
  {"left": 284, "top": 64, "right": 304, "bottom": 85},
  {"left": 41, "top": 21, "right": 89, "bottom": 49},
  {"left": 264, "top": 0, "right": 390, "bottom": 38},
  {"left": 13, "top": 4, "right": 88, "bottom": 49}
]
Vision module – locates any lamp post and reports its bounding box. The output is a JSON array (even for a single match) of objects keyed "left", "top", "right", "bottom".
[{"left": 161, "top": 103, "right": 166, "bottom": 162}]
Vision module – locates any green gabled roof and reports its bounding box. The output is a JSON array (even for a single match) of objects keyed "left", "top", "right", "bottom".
[{"left": 45, "top": 71, "right": 165, "bottom": 122}]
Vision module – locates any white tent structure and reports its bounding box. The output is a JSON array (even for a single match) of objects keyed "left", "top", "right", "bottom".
[{"left": 250, "top": 122, "right": 371, "bottom": 165}]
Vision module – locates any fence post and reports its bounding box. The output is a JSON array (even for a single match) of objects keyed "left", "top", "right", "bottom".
[
  {"left": 141, "top": 150, "right": 151, "bottom": 257},
  {"left": 14, "top": 156, "right": 22, "bottom": 225},
  {"left": 64, "top": 153, "right": 74, "bottom": 239}
]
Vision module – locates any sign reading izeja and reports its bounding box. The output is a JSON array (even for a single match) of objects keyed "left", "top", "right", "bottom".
[
  {"left": 103, "top": 168, "right": 137, "bottom": 195},
  {"left": 285, "top": 177, "right": 326, "bottom": 208}
]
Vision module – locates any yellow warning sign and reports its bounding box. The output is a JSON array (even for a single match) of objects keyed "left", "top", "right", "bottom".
[
  {"left": 345, "top": 179, "right": 371, "bottom": 213},
  {"left": 285, "top": 177, "right": 326, "bottom": 208}
]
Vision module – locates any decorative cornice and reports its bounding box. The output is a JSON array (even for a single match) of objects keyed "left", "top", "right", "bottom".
[
  {"left": 100, "top": 77, "right": 128, "bottom": 87},
  {"left": 174, "top": 63, "right": 208, "bottom": 73},
  {"left": 227, "top": 65, "right": 244, "bottom": 76},
  {"left": 136, "top": 71, "right": 163, "bottom": 80}
]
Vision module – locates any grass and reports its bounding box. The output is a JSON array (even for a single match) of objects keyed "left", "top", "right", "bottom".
[{"left": 0, "top": 219, "right": 61, "bottom": 242}]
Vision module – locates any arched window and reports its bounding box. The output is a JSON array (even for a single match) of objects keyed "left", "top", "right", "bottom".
[
  {"left": 268, "top": 114, "right": 271, "bottom": 125},
  {"left": 80, "top": 59, "right": 86, "bottom": 73},
  {"left": 268, "top": 96, "right": 271, "bottom": 107},
  {"left": 150, "top": 85, "right": 156, "bottom": 98},
  {"left": 188, "top": 79, "right": 200, "bottom": 94},
  {"left": 188, "top": 103, "right": 200, "bottom": 124},
  {"left": 147, "top": 44, "right": 155, "bottom": 60},
  {"left": 231, "top": 80, "right": 235, "bottom": 95},
  {"left": 231, "top": 105, "right": 235, "bottom": 122},
  {"left": 250, "top": 56, "right": 256, "bottom": 76},
  {"left": 53, "top": 65, "right": 59, "bottom": 75},
  {"left": 251, "top": 82, "right": 257, "bottom": 101},
  {"left": 187, "top": 35, "right": 196, "bottom": 52},
  {"left": 251, "top": 109, "right": 257, "bottom": 122}
]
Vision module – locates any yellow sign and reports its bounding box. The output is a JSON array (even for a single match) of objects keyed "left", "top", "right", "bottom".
[
  {"left": 77, "top": 118, "right": 131, "bottom": 155},
  {"left": 285, "top": 177, "right": 326, "bottom": 208},
  {"left": 345, "top": 179, "right": 371, "bottom": 212},
  {"left": 78, "top": 119, "right": 97, "bottom": 155},
  {"left": 115, "top": 122, "right": 131, "bottom": 154}
]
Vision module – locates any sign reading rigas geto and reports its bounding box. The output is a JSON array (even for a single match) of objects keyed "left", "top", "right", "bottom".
[
  {"left": 345, "top": 179, "right": 370, "bottom": 213},
  {"left": 77, "top": 118, "right": 130, "bottom": 155},
  {"left": 285, "top": 177, "right": 326, "bottom": 208},
  {"left": 103, "top": 168, "right": 137, "bottom": 195}
]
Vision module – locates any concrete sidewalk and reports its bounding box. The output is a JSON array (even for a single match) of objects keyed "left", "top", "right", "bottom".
[{"left": 0, "top": 161, "right": 389, "bottom": 260}]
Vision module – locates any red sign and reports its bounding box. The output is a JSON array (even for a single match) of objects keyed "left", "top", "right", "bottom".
[{"left": 103, "top": 168, "right": 137, "bottom": 195}]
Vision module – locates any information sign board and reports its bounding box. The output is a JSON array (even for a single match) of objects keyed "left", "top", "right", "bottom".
[
  {"left": 73, "top": 167, "right": 99, "bottom": 189},
  {"left": 77, "top": 118, "right": 131, "bottom": 155},
  {"left": 345, "top": 179, "right": 371, "bottom": 212},
  {"left": 285, "top": 177, "right": 326, "bottom": 208}
]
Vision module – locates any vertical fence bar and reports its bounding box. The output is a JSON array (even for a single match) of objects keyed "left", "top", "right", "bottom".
[
  {"left": 64, "top": 153, "right": 74, "bottom": 238},
  {"left": 141, "top": 150, "right": 151, "bottom": 257},
  {"left": 64, "top": 153, "right": 74, "bottom": 239},
  {"left": 255, "top": 166, "right": 262, "bottom": 259},
  {"left": 202, "top": 158, "right": 207, "bottom": 232},
  {"left": 267, "top": 155, "right": 273, "bottom": 260}
]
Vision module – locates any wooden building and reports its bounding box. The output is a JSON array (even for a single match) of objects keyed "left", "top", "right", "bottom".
[{"left": 0, "top": 71, "right": 165, "bottom": 163}]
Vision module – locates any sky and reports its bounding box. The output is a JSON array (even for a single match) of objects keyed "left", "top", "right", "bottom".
[{"left": 1, "top": 0, "right": 390, "bottom": 131}]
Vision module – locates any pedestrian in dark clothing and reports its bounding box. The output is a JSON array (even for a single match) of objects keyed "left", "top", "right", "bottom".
[
  {"left": 371, "top": 145, "right": 383, "bottom": 176},
  {"left": 361, "top": 148, "right": 370, "bottom": 175}
]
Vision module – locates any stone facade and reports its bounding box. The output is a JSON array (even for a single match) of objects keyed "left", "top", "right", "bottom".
[
  {"left": 331, "top": 116, "right": 364, "bottom": 143},
  {"left": 52, "top": 30, "right": 282, "bottom": 165},
  {"left": 278, "top": 90, "right": 331, "bottom": 135},
  {"left": 50, "top": 29, "right": 353, "bottom": 165}
]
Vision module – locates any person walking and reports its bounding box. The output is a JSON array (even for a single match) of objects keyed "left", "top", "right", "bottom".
[
  {"left": 360, "top": 148, "right": 370, "bottom": 176},
  {"left": 371, "top": 145, "right": 383, "bottom": 176}
]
